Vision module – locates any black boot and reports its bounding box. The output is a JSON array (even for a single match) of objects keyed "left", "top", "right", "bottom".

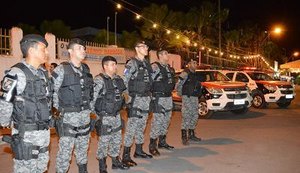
[
  {"left": 158, "top": 135, "right": 174, "bottom": 150},
  {"left": 78, "top": 163, "right": 88, "bottom": 173},
  {"left": 122, "top": 146, "right": 137, "bottom": 167},
  {"left": 149, "top": 138, "right": 160, "bottom": 156},
  {"left": 99, "top": 158, "right": 107, "bottom": 173},
  {"left": 112, "top": 156, "right": 130, "bottom": 170},
  {"left": 134, "top": 144, "right": 153, "bottom": 159},
  {"left": 188, "top": 129, "right": 202, "bottom": 141},
  {"left": 181, "top": 129, "right": 189, "bottom": 145}
]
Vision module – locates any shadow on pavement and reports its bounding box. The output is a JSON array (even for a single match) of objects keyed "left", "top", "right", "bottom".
[
  {"left": 197, "top": 138, "right": 242, "bottom": 145},
  {"left": 210, "top": 110, "right": 265, "bottom": 120},
  {"left": 130, "top": 147, "right": 217, "bottom": 173}
]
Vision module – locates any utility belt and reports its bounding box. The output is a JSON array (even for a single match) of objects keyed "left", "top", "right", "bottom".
[
  {"left": 14, "top": 121, "right": 49, "bottom": 131},
  {"left": 96, "top": 111, "right": 120, "bottom": 117},
  {"left": 151, "top": 97, "right": 173, "bottom": 113},
  {"left": 95, "top": 119, "right": 124, "bottom": 136},
  {"left": 59, "top": 105, "right": 90, "bottom": 113},
  {"left": 2, "top": 135, "right": 48, "bottom": 160},
  {"left": 152, "top": 92, "right": 172, "bottom": 97},
  {"left": 129, "top": 92, "right": 151, "bottom": 97},
  {"left": 54, "top": 119, "right": 90, "bottom": 138}
]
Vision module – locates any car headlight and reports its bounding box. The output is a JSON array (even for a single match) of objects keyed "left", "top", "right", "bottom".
[
  {"left": 263, "top": 84, "right": 277, "bottom": 92},
  {"left": 207, "top": 87, "right": 223, "bottom": 94}
]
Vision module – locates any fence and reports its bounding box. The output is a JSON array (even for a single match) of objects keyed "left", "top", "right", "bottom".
[{"left": 0, "top": 28, "right": 11, "bottom": 55}]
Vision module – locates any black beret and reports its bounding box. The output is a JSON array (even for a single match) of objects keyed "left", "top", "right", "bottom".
[
  {"left": 20, "top": 34, "right": 48, "bottom": 47},
  {"left": 102, "top": 56, "right": 117, "bottom": 64},
  {"left": 67, "top": 38, "right": 86, "bottom": 49}
]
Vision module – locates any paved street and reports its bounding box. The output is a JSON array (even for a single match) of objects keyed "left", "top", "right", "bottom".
[{"left": 1, "top": 86, "right": 300, "bottom": 173}]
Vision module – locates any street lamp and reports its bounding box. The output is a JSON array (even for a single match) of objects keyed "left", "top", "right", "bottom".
[
  {"left": 115, "top": 12, "right": 117, "bottom": 46},
  {"left": 107, "top": 16, "right": 110, "bottom": 45},
  {"left": 261, "top": 26, "right": 283, "bottom": 45}
]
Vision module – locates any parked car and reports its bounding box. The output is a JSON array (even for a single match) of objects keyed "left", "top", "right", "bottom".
[
  {"left": 173, "top": 70, "right": 252, "bottom": 119},
  {"left": 221, "top": 70, "right": 295, "bottom": 108}
]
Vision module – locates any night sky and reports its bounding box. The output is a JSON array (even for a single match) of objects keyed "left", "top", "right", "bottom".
[{"left": 1, "top": 0, "right": 299, "bottom": 54}]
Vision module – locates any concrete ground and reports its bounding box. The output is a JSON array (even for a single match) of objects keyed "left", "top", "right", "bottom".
[{"left": 1, "top": 86, "right": 300, "bottom": 173}]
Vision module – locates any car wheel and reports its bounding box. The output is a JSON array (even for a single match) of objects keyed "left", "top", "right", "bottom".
[
  {"left": 252, "top": 92, "right": 266, "bottom": 109},
  {"left": 231, "top": 107, "right": 248, "bottom": 114},
  {"left": 277, "top": 101, "right": 291, "bottom": 108},
  {"left": 198, "top": 99, "right": 213, "bottom": 119}
]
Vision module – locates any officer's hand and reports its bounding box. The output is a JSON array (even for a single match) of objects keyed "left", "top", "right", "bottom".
[
  {"left": 51, "top": 107, "right": 61, "bottom": 119},
  {"left": 123, "top": 93, "right": 132, "bottom": 104},
  {"left": 0, "top": 100, "right": 13, "bottom": 127}
]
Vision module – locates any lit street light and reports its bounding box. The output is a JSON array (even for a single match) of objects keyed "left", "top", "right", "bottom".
[
  {"left": 293, "top": 51, "right": 299, "bottom": 57},
  {"left": 261, "top": 26, "right": 283, "bottom": 45},
  {"left": 107, "top": 16, "right": 110, "bottom": 45},
  {"left": 115, "top": 12, "right": 117, "bottom": 46}
]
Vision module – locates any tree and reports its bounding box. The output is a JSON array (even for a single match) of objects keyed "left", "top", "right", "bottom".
[
  {"left": 139, "top": 3, "right": 185, "bottom": 49},
  {"left": 17, "top": 23, "right": 39, "bottom": 35},
  {"left": 119, "top": 30, "right": 140, "bottom": 49},
  {"left": 40, "top": 20, "right": 72, "bottom": 38}
]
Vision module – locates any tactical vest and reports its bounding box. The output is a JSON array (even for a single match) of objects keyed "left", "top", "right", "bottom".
[
  {"left": 152, "top": 62, "right": 175, "bottom": 97},
  {"left": 11, "top": 63, "right": 52, "bottom": 130},
  {"left": 182, "top": 69, "right": 202, "bottom": 97},
  {"left": 95, "top": 74, "right": 126, "bottom": 116},
  {"left": 128, "top": 58, "right": 153, "bottom": 96},
  {"left": 58, "top": 62, "right": 93, "bottom": 112}
]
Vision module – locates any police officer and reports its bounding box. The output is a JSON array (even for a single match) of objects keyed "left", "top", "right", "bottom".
[
  {"left": 0, "top": 34, "right": 52, "bottom": 172},
  {"left": 176, "top": 59, "right": 202, "bottom": 145},
  {"left": 149, "top": 48, "right": 175, "bottom": 156},
  {"left": 90, "top": 56, "right": 129, "bottom": 173},
  {"left": 122, "top": 40, "right": 153, "bottom": 167},
  {"left": 52, "top": 38, "right": 93, "bottom": 173}
]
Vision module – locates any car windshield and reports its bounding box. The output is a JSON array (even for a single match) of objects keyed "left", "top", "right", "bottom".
[
  {"left": 247, "top": 72, "right": 274, "bottom": 81},
  {"left": 196, "top": 71, "right": 230, "bottom": 82}
]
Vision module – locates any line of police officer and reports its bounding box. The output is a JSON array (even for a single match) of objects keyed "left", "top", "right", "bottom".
[{"left": 0, "top": 35, "right": 203, "bottom": 173}]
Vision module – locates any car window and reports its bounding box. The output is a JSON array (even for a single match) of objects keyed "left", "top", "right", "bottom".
[
  {"left": 196, "top": 71, "right": 230, "bottom": 81},
  {"left": 247, "top": 72, "right": 274, "bottom": 81},
  {"left": 236, "top": 73, "right": 249, "bottom": 82},
  {"left": 225, "top": 73, "right": 234, "bottom": 80}
]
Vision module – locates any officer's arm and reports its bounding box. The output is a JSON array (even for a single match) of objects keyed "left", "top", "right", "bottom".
[
  {"left": 90, "top": 75, "right": 104, "bottom": 112},
  {"left": 175, "top": 71, "right": 188, "bottom": 96},
  {"left": 151, "top": 63, "right": 160, "bottom": 80},
  {"left": 51, "top": 65, "right": 64, "bottom": 109},
  {"left": 123, "top": 60, "right": 136, "bottom": 93},
  {"left": 0, "top": 68, "right": 26, "bottom": 127}
]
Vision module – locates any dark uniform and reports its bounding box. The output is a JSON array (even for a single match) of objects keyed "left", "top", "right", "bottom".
[
  {"left": 52, "top": 38, "right": 93, "bottom": 173},
  {"left": 0, "top": 34, "right": 52, "bottom": 173},
  {"left": 176, "top": 67, "right": 202, "bottom": 145},
  {"left": 90, "top": 56, "right": 129, "bottom": 173},
  {"left": 149, "top": 61, "right": 175, "bottom": 156},
  {"left": 122, "top": 49, "right": 153, "bottom": 166}
]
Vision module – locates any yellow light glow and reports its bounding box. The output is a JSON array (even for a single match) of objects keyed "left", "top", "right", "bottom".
[
  {"left": 166, "top": 30, "right": 171, "bottom": 34},
  {"left": 274, "top": 27, "right": 282, "bottom": 34},
  {"left": 153, "top": 23, "right": 157, "bottom": 28},
  {"left": 293, "top": 51, "right": 299, "bottom": 57},
  {"left": 117, "top": 4, "right": 122, "bottom": 9},
  {"left": 176, "top": 35, "right": 180, "bottom": 39},
  {"left": 193, "top": 43, "right": 198, "bottom": 47},
  {"left": 136, "top": 14, "right": 141, "bottom": 19}
]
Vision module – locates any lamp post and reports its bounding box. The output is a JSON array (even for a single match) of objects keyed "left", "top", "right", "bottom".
[
  {"left": 115, "top": 12, "right": 117, "bottom": 46},
  {"left": 107, "top": 16, "right": 110, "bottom": 45}
]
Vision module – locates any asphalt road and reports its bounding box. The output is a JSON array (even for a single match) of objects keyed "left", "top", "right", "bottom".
[{"left": 1, "top": 86, "right": 300, "bottom": 173}]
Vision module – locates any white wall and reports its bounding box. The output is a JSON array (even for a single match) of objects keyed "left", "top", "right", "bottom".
[{"left": 0, "top": 27, "right": 182, "bottom": 79}]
